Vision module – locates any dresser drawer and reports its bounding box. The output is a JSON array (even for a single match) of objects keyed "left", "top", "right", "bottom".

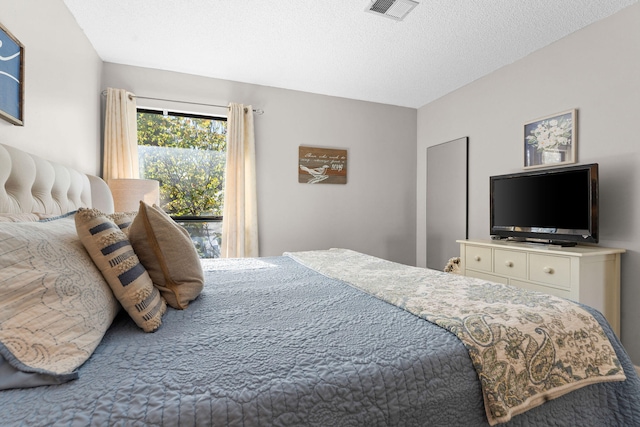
[
  {"left": 466, "top": 270, "right": 509, "bottom": 285},
  {"left": 511, "top": 279, "right": 572, "bottom": 300},
  {"left": 529, "top": 254, "right": 571, "bottom": 289},
  {"left": 493, "top": 249, "right": 527, "bottom": 279},
  {"left": 464, "top": 246, "right": 493, "bottom": 272}
]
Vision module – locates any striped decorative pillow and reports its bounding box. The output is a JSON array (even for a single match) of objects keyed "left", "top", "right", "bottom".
[
  {"left": 107, "top": 211, "right": 137, "bottom": 236},
  {"left": 75, "top": 208, "right": 166, "bottom": 332}
]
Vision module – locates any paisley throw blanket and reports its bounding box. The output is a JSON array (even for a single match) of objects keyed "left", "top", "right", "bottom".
[{"left": 285, "top": 249, "right": 626, "bottom": 426}]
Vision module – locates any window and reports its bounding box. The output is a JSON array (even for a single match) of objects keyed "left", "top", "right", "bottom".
[{"left": 137, "top": 109, "right": 227, "bottom": 258}]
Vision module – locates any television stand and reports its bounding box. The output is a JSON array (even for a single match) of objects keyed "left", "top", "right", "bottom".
[
  {"left": 502, "top": 237, "right": 578, "bottom": 248},
  {"left": 457, "top": 239, "right": 625, "bottom": 336}
]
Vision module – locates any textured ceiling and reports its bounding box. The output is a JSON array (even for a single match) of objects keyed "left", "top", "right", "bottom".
[{"left": 63, "top": 0, "right": 637, "bottom": 108}]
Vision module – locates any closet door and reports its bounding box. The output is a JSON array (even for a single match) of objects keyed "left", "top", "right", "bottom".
[{"left": 426, "top": 137, "right": 468, "bottom": 270}]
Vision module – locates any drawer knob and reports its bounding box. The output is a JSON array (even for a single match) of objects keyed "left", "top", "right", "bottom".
[
  {"left": 543, "top": 266, "right": 554, "bottom": 274},
  {"left": 505, "top": 261, "right": 513, "bottom": 267},
  {"left": 474, "top": 255, "right": 481, "bottom": 262}
]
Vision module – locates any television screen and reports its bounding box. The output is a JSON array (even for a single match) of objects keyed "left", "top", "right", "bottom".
[{"left": 490, "top": 164, "right": 598, "bottom": 245}]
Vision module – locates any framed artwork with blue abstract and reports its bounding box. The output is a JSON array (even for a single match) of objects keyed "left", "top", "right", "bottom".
[{"left": 0, "top": 22, "right": 24, "bottom": 126}]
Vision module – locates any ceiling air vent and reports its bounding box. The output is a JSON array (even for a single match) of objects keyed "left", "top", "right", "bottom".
[{"left": 365, "top": 0, "right": 419, "bottom": 21}]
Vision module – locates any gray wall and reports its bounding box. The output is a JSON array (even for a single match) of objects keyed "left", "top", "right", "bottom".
[
  {"left": 417, "top": 4, "right": 640, "bottom": 363},
  {"left": 0, "top": 0, "right": 103, "bottom": 174},
  {"left": 102, "top": 63, "right": 418, "bottom": 264},
  {"left": 0, "top": 0, "right": 417, "bottom": 266}
]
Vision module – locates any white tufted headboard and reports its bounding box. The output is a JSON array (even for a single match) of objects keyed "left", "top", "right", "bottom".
[{"left": 0, "top": 143, "right": 114, "bottom": 215}]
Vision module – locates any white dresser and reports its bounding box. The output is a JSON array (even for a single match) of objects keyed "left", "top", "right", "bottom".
[{"left": 457, "top": 239, "right": 625, "bottom": 336}]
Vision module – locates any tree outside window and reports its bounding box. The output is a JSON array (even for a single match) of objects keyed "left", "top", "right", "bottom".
[{"left": 137, "top": 109, "right": 227, "bottom": 258}]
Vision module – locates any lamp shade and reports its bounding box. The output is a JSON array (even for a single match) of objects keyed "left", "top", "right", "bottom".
[{"left": 108, "top": 179, "right": 160, "bottom": 212}]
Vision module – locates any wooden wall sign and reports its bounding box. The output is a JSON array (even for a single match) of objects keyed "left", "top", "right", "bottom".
[{"left": 298, "top": 146, "right": 347, "bottom": 184}]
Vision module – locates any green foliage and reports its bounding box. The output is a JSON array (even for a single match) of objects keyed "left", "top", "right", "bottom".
[
  {"left": 137, "top": 112, "right": 227, "bottom": 217},
  {"left": 178, "top": 221, "right": 222, "bottom": 259}
]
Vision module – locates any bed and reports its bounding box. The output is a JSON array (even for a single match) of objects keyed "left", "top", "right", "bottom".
[{"left": 1, "top": 142, "right": 639, "bottom": 426}]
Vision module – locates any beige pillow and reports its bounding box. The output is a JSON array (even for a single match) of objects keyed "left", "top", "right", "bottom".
[
  {"left": 129, "top": 202, "right": 204, "bottom": 309},
  {"left": 75, "top": 208, "right": 166, "bottom": 332}
]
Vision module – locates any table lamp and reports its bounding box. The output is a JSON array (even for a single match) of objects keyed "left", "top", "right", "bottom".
[{"left": 107, "top": 178, "right": 160, "bottom": 212}]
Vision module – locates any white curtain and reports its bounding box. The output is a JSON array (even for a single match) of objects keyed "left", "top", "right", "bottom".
[
  {"left": 221, "top": 103, "right": 259, "bottom": 258},
  {"left": 103, "top": 87, "right": 139, "bottom": 181}
]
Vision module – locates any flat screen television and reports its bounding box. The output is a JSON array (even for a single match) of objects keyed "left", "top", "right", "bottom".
[{"left": 490, "top": 163, "right": 598, "bottom": 246}]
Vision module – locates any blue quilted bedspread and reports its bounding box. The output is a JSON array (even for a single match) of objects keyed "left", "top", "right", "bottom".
[{"left": 0, "top": 256, "right": 638, "bottom": 426}]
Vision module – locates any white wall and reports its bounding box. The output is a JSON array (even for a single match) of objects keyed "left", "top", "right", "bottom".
[
  {"left": 102, "top": 63, "right": 417, "bottom": 264},
  {"left": 0, "top": 0, "right": 102, "bottom": 173},
  {"left": 417, "top": 4, "right": 640, "bottom": 363}
]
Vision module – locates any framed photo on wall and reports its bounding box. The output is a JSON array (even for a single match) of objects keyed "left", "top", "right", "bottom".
[
  {"left": 524, "top": 109, "right": 576, "bottom": 169},
  {"left": 0, "top": 21, "right": 24, "bottom": 126}
]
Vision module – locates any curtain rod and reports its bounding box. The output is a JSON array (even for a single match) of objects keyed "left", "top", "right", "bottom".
[{"left": 100, "top": 90, "right": 264, "bottom": 115}]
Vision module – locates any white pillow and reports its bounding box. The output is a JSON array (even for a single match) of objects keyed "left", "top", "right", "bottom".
[
  {"left": 0, "top": 214, "right": 120, "bottom": 389},
  {"left": 0, "top": 213, "right": 40, "bottom": 222}
]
